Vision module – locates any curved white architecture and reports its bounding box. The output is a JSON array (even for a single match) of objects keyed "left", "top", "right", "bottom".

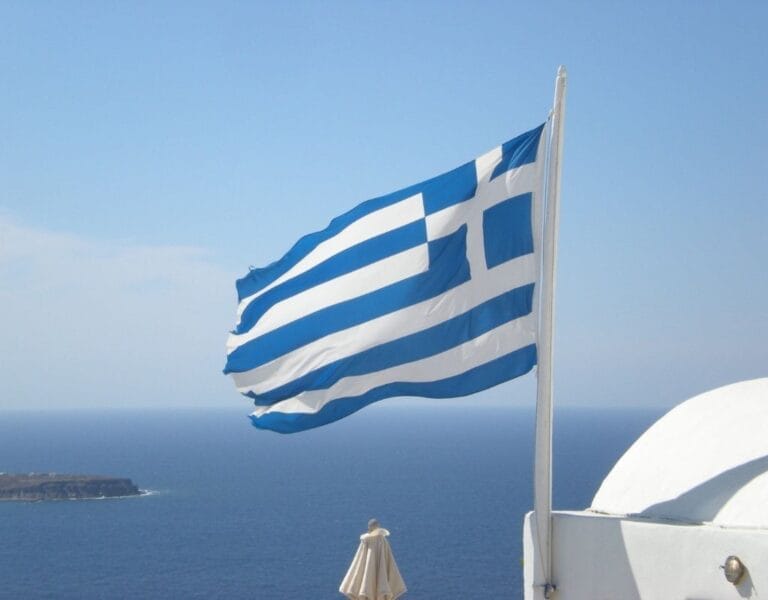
[
  {"left": 524, "top": 379, "right": 768, "bottom": 599},
  {"left": 592, "top": 378, "right": 768, "bottom": 527}
]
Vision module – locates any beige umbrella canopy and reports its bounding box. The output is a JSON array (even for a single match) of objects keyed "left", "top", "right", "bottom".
[{"left": 340, "top": 519, "right": 406, "bottom": 600}]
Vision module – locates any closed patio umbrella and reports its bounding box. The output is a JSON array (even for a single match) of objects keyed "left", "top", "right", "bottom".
[{"left": 340, "top": 519, "right": 406, "bottom": 600}]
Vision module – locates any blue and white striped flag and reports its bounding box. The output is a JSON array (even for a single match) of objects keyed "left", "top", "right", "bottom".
[{"left": 225, "top": 124, "right": 547, "bottom": 433}]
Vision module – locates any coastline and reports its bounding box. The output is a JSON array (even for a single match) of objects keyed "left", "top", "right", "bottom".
[
  {"left": 0, "top": 489, "right": 156, "bottom": 503},
  {"left": 0, "top": 473, "right": 143, "bottom": 502}
]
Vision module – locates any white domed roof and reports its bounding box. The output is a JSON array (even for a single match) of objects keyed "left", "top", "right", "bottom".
[{"left": 591, "top": 378, "right": 768, "bottom": 527}]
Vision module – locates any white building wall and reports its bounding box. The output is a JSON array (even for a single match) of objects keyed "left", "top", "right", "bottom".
[{"left": 523, "top": 511, "right": 768, "bottom": 600}]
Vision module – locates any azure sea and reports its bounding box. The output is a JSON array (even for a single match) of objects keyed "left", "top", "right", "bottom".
[{"left": 0, "top": 405, "right": 661, "bottom": 599}]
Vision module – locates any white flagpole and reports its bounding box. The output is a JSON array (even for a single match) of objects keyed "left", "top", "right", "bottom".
[{"left": 534, "top": 65, "right": 567, "bottom": 599}]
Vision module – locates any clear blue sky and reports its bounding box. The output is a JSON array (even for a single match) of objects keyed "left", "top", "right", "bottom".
[{"left": 1, "top": 1, "right": 766, "bottom": 411}]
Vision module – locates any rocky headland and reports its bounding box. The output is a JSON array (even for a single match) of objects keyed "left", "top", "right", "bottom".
[{"left": 0, "top": 473, "right": 141, "bottom": 501}]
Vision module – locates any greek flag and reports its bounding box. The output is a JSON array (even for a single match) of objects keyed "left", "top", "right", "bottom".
[{"left": 225, "top": 124, "right": 546, "bottom": 433}]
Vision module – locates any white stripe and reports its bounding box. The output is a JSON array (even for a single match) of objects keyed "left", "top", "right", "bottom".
[
  {"left": 474, "top": 146, "right": 502, "bottom": 184},
  {"left": 236, "top": 193, "right": 425, "bottom": 321},
  {"left": 226, "top": 244, "right": 430, "bottom": 353},
  {"left": 425, "top": 161, "right": 539, "bottom": 241},
  {"left": 231, "top": 251, "right": 537, "bottom": 393},
  {"left": 250, "top": 312, "right": 536, "bottom": 418}
]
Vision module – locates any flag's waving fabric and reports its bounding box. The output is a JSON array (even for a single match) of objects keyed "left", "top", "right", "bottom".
[{"left": 225, "top": 124, "right": 546, "bottom": 433}]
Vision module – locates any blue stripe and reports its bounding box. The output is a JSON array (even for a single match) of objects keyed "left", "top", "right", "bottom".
[
  {"left": 224, "top": 225, "right": 470, "bottom": 375},
  {"left": 246, "top": 283, "right": 534, "bottom": 405},
  {"left": 250, "top": 344, "right": 537, "bottom": 433},
  {"left": 490, "top": 124, "right": 545, "bottom": 181},
  {"left": 235, "top": 192, "right": 418, "bottom": 301},
  {"left": 235, "top": 220, "right": 427, "bottom": 335},
  {"left": 420, "top": 161, "right": 477, "bottom": 215},
  {"left": 235, "top": 193, "right": 398, "bottom": 301},
  {"left": 235, "top": 125, "right": 544, "bottom": 302},
  {"left": 482, "top": 193, "right": 533, "bottom": 269}
]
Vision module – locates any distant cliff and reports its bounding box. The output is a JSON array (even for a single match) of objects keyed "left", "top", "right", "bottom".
[{"left": 0, "top": 473, "right": 141, "bottom": 501}]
